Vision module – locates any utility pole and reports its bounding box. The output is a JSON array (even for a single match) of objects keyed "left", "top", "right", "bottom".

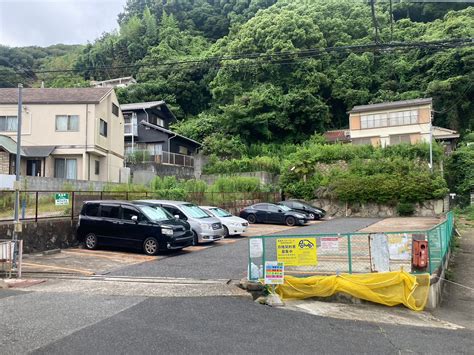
[
  {"left": 429, "top": 110, "right": 433, "bottom": 173},
  {"left": 12, "top": 84, "right": 23, "bottom": 269}
]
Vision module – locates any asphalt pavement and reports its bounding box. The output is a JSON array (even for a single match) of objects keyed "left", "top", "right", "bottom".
[
  {"left": 18, "top": 296, "right": 471, "bottom": 354},
  {"left": 109, "top": 218, "right": 381, "bottom": 280}
]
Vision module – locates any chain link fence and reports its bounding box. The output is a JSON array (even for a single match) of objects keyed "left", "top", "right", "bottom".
[{"left": 248, "top": 212, "right": 454, "bottom": 280}]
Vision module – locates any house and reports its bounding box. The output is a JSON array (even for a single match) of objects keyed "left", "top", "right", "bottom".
[
  {"left": 90, "top": 76, "right": 137, "bottom": 89},
  {"left": 323, "top": 129, "right": 351, "bottom": 144},
  {"left": 348, "top": 98, "right": 459, "bottom": 150},
  {"left": 121, "top": 101, "right": 201, "bottom": 167},
  {"left": 0, "top": 88, "right": 124, "bottom": 182}
]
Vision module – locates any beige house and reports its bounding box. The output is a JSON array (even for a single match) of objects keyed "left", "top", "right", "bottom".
[
  {"left": 0, "top": 88, "right": 124, "bottom": 182},
  {"left": 348, "top": 98, "right": 459, "bottom": 148}
]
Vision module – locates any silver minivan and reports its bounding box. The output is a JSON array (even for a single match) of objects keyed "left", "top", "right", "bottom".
[{"left": 136, "top": 200, "right": 225, "bottom": 245}]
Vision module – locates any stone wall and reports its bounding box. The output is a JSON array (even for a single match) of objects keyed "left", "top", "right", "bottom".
[
  {"left": 0, "top": 219, "right": 77, "bottom": 254},
  {"left": 311, "top": 198, "right": 446, "bottom": 218}
]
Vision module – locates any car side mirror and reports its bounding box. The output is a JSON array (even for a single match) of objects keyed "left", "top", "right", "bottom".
[
  {"left": 174, "top": 215, "right": 180, "bottom": 219},
  {"left": 131, "top": 215, "right": 138, "bottom": 223}
]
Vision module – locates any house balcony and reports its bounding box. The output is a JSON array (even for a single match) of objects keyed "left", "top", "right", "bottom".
[{"left": 125, "top": 150, "right": 194, "bottom": 168}]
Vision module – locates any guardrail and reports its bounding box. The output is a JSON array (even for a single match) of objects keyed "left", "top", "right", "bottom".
[
  {"left": 0, "top": 190, "right": 281, "bottom": 222},
  {"left": 248, "top": 211, "right": 454, "bottom": 279}
]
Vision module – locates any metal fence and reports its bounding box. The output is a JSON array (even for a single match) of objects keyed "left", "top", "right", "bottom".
[
  {"left": 0, "top": 190, "right": 281, "bottom": 222},
  {"left": 248, "top": 212, "right": 454, "bottom": 280}
]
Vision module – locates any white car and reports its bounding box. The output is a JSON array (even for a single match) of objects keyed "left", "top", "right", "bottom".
[{"left": 200, "top": 206, "right": 249, "bottom": 237}]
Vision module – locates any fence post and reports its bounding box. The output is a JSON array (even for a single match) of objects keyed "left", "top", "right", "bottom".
[
  {"left": 427, "top": 232, "right": 433, "bottom": 274},
  {"left": 126, "top": 192, "right": 129, "bottom": 201},
  {"left": 71, "top": 191, "right": 75, "bottom": 220},
  {"left": 35, "top": 191, "right": 38, "bottom": 222},
  {"left": 100, "top": 191, "right": 103, "bottom": 200},
  {"left": 347, "top": 234, "right": 352, "bottom": 274}
]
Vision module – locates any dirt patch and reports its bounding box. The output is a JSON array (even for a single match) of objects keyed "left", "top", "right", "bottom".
[{"left": 358, "top": 217, "right": 442, "bottom": 233}]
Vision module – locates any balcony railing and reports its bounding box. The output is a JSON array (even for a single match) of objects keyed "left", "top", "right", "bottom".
[
  {"left": 124, "top": 122, "right": 138, "bottom": 136},
  {"left": 125, "top": 150, "right": 194, "bottom": 167}
]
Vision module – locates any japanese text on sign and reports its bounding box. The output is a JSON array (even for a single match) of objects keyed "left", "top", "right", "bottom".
[
  {"left": 264, "top": 261, "right": 284, "bottom": 285},
  {"left": 276, "top": 238, "right": 317, "bottom": 266},
  {"left": 55, "top": 193, "right": 70, "bottom": 206}
]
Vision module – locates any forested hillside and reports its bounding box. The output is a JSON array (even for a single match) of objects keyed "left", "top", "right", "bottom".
[{"left": 0, "top": 0, "right": 472, "bottom": 149}]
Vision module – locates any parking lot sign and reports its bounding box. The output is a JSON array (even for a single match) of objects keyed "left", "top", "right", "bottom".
[{"left": 55, "top": 193, "right": 70, "bottom": 206}]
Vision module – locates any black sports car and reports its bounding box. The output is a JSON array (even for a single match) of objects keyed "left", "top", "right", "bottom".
[
  {"left": 278, "top": 200, "right": 326, "bottom": 220},
  {"left": 239, "top": 203, "right": 308, "bottom": 226}
]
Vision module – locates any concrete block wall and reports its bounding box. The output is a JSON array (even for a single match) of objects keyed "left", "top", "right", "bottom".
[{"left": 19, "top": 176, "right": 120, "bottom": 191}]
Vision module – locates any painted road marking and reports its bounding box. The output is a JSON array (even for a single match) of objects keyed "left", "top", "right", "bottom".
[{"left": 22, "top": 262, "right": 95, "bottom": 275}]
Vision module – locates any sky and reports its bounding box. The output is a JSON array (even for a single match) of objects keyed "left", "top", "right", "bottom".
[{"left": 0, "top": 0, "right": 126, "bottom": 47}]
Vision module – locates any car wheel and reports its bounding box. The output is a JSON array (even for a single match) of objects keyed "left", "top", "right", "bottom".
[
  {"left": 315, "top": 214, "right": 322, "bottom": 220},
  {"left": 308, "top": 213, "right": 315, "bottom": 220},
  {"left": 285, "top": 216, "right": 296, "bottom": 227},
  {"left": 143, "top": 237, "right": 159, "bottom": 256},
  {"left": 223, "top": 225, "right": 229, "bottom": 238},
  {"left": 192, "top": 231, "right": 199, "bottom": 246},
  {"left": 247, "top": 214, "right": 257, "bottom": 224},
  {"left": 84, "top": 233, "right": 98, "bottom": 250}
]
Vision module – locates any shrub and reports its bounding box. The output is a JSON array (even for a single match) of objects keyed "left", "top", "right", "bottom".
[{"left": 397, "top": 202, "right": 415, "bottom": 216}]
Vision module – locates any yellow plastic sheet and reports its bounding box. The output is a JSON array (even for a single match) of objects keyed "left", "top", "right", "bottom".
[{"left": 275, "top": 270, "right": 430, "bottom": 311}]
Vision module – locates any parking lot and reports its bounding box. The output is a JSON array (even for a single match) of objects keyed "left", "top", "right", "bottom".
[{"left": 21, "top": 221, "right": 322, "bottom": 278}]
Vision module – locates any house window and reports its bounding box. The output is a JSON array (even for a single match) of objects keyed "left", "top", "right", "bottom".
[
  {"left": 146, "top": 143, "right": 163, "bottom": 156},
  {"left": 360, "top": 110, "right": 418, "bottom": 129},
  {"left": 0, "top": 116, "right": 18, "bottom": 131},
  {"left": 352, "top": 137, "right": 374, "bottom": 145},
  {"left": 112, "top": 103, "right": 119, "bottom": 117},
  {"left": 389, "top": 134, "right": 411, "bottom": 145},
  {"left": 100, "top": 119, "right": 108, "bottom": 137},
  {"left": 54, "top": 158, "right": 77, "bottom": 179},
  {"left": 178, "top": 146, "right": 188, "bottom": 155},
  {"left": 157, "top": 118, "right": 164, "bottom": 127},
  {"left": 56, "top": 115, "right": 79, "bottom": 131},
  {"left": 95, "top": 160, "right": 100, "bottom": 175}
]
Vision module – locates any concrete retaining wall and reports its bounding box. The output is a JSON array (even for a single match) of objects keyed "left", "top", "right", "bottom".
[
  {"left": 0, "top": 219, "right": 77, "bottom": 254},
  {"left": 129, "top": 163, "right": 195, "bottom": 185},
  {"left": 310, "top": 198, "right": 446, "bottom": 218},
  {"left": 19, "top": 176, "right": 120, "bottom": 191}
]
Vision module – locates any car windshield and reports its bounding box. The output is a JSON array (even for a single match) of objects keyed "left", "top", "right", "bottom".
[
  {"left": 139, "top": 205, "right": 173, "bottom": 222},
  {"left": 209, "top": 208, "right": 232, "bottom": 217},
  {"left": 181, "top": 204, "right": 210, "bottom": 219},
  {"left": 279, "top": 205, "right": 292, "bottom": 211}
]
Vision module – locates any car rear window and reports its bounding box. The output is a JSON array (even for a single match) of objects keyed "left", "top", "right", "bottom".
[
  {"left": 100, "top": 205, "right": 120, "bottom": 219},
  {"left": 83, "top": 203, "right": 99, "bottom": 216}
]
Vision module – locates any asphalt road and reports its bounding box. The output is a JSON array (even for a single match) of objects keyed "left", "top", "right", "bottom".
[
  {"left": 109, "top": 218, "right": 381, "bottom": 280},
  {"left": 0, "top": 293, "right": 468, "bottom": 354}
]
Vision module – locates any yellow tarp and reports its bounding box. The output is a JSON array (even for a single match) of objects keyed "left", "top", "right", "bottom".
[{"left": 275, "top": 270, "right": 430, "bottom": 311}]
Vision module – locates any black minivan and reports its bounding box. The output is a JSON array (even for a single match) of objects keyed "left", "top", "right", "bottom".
[{"left": 77, "top": 201, "right": 194, "bottom": 255}]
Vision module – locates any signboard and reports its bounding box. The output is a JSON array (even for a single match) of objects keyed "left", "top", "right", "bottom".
[
  {"left": 369, "top": 233, "right": 390, "bottom": 272},
  {"left": 264, "top": 261, "right": 284, "bottom": 285},
  {"left": 55, "top": 193, "right": 70, "bottom": 206},
  {"left": 249, "top": 238, "right": 263, "bottom": 258},
  {"left": 388, "top": 234, "right": 410, "bottom": 260},
  {"left": 277, "top": 238, "right": 317, "bottom": 266},
  {"left": 320, "top": 237, "right": 339, "bottom": 252}
]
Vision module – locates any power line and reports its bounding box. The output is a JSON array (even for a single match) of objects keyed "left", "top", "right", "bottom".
[{"left": 0, "top": 38, "right": 471, "bottom": 78}]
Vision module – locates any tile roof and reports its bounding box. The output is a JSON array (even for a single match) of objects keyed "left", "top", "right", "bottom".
[
  {"left": 324, "top": 130, "right": 351, "bottom": 142},
  {"left": 0, "top": 88, "right": 113, "bottom": 104},
  {"left": 349, "top": 98, "right": 432, "bottom": 114}
]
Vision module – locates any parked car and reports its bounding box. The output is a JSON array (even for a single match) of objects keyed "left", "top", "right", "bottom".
[
  {"left": 77, "top": 201, "right": 194, "bottom": 256},
  {"left": 135, "top": 200, "right": 225, "bottom": 245},
  {"left": 239, "top": 203, "right": 308, "bottom": 226},
  {"left": 278, "top": 200, "right": 326, "bottom": 220},
  {"left": 200, "top": 206, "right": 248, "bottom": 237}
]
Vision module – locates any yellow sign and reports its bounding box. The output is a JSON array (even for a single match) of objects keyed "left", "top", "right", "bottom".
[{"left": 277, "top": 238, "right": 317, "bottom": 266}]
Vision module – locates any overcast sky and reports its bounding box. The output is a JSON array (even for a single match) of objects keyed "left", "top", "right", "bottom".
[{"left": 0, "top": 0, "right": 126, "bottom": 47}]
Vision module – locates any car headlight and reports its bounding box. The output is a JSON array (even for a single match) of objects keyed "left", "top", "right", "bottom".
[
  {"left": 161, "top": 225, "right": 174, "bottom": 236},
  {"left": 200, "top": 223, "right": 211, "bottom": 230}
]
